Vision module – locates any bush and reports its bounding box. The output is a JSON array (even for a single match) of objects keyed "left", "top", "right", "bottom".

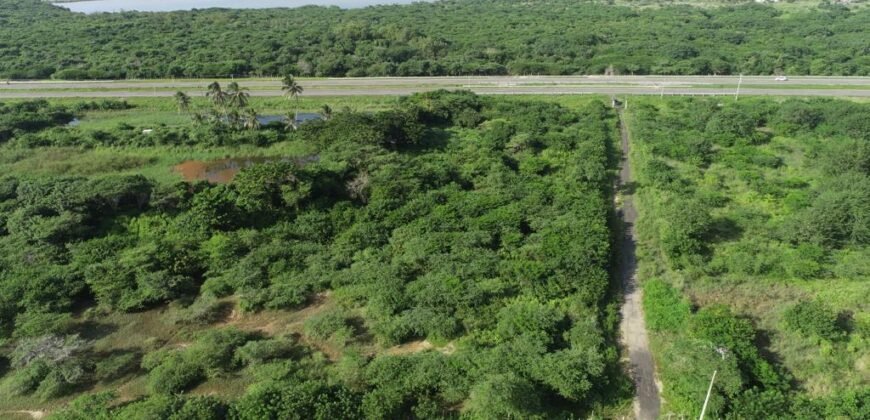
[
  {"left": 464, "top": 373, "right": 543, "bottom": 420},
  {"left": 35, "top": 367, "right": 78, "bottom": 400},
  {"left": 48, "top": 391, "right": 116, "bottom": 420},
  {"left": 94, "top": 352, "right": 140, "bottom": 382},
  {"left": 2, "top": 361, "right": 50, "bottom": 396},
  {"left": 234, "top": 338, "right": 296, "bottom": 366},
  {"left": 13, "top": 311, "right": 73, "bottom": 338},
  {"left": 783, "top": 300, "right": 842, "bottom": 341},
  {"left": 642, "top": 279, "right": 691, "bottom": 332},
  {"left": 147, "top": 353, "right": 205, "bottom": 394},
  {"left": 232, "top": 380, "right": 362, "bottom": 419},
  {"left": 169, "top": 294, "right": 229, "bottom": 326},
  {"left": 169, "top": 395, "right": 229, "bottom": 420},
  {"left": 187, "top": 328, "right": 250, "bottom": 376},
  {"left": 304, "top": 309, "right": 353, "bottom": 343}
]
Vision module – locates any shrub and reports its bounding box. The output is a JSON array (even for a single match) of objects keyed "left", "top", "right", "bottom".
[
  {"left": 785, "top": 244, "right": 827, "bottom": 279},
  {"left": 36, "top": 368, "right": 78, "bottom": 400},
  {"left": 642, "top": 279, "right": 690, "bottom": 332},
  {"left": 464, "top": 373, "right": 543, "bottom": 420},
  {"left": 48, "top": 391, "right": 115, "bottom": 419},
  {"left": 187, "top": 328, "right": 250, "bottom": 375},
  {"left": 2, "top": 361, "right": 50, "bottom": 396},
  {"left": 233, "top": 380, "right": 362, "bottom": 420},
  {"left": 783, "top": 300, "right": 842, "bottom": 340},
  {"left": 94, "top": 352, "right": 140, "bottom": 382},
  {"left": 169, "top": 294, "right": 229, "bottom": 326},
  {"left": 13, "top": 311, "right": 73, "bottom": 338},
  {"left": 234, "top": 338, "right": 296, "bottom": 366},
  {"left": 147, "top": 352, "right": 205, "bottom": 394},
  {"left": 169, "top": 396, "right": 229, "bottom": 420},
  {"left": 304, "top": 309, "right": 353, "bottom": 343}
]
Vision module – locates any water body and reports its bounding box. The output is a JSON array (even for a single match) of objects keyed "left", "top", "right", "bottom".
[
  {"left": 173, "top": 154, "right": 319, "bottom": 184},
  {"left": 55, "top": 0, "right": 429, "bottom": 13},
  {"left": 257, "top": 112, "right": 321, "bottom": 126}
]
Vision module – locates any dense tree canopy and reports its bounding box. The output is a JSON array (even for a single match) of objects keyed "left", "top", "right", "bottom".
[
  {"left": 0, "top": 0, "right": 868, "bottom": 79},
  {"left": 0, "top": 92, "right": 630, "bottom": 417}
]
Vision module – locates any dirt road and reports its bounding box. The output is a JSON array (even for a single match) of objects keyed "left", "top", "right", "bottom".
[{"left": 616, "top": 108, "right": 661, "bottom": 419}]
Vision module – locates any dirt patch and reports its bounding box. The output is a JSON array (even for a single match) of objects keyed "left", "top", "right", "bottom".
[
  {"left": 173, "top": 157, "right": 268, "bottom": 184},
  {"left": 3, "top": 410, "right": 46, "bottom": 419},
  {"left": 386, "top": 340, "right": 456, "bottom": 356},
  {"left": 173, "top": 155, "right": 318, "bottom": 184},
  {"left": 387, "top": 340, "right": 434, "bottom": 355},
  {"left": 219, "top": 291, "right": 333, "bottom": 337}
]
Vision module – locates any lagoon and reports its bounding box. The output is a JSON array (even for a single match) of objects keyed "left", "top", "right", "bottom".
[{"left": 55, "top": 0, "right": 430, "bottom": 14}]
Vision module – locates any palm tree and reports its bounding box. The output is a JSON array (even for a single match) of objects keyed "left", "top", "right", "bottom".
[
  {"left": 243, "top": 108, "right": 261, "bottom": 131},
  {"left": 227, "top": 109, "right": 242, "bottom": 130},
  {"left": 319, "top": 104, "right": 333, "bottom": 121},
  {"left": 226, "top": 81, "right": 250, "bottom": 109},
  {"left": 174, "top": 91, "right": 191, "bottom": 114},
  {"left": 206, "top": 81, "right": 227, "bottom": 108},
  {"left": 281, "top": 74, "right": 304, "bottom": 120},
  {"left": 283, "top": 111, "right": 298, "bottom": 131}
]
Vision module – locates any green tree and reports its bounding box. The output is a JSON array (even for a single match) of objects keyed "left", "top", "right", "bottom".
[
  {"left": 226, "top": 81, "right": 250, "bottom": 109},
  {"left": 281, "top": 74, "right": 304, "bottom": 120},
  {"left": 206, "top": 81, "right": 226, "bottom": 108},
  {"left": 174, "top": 91, "right": 191, "bottom": 114},
  {"left": 243, "top": 108, "right": 260, "bottom": 131}
]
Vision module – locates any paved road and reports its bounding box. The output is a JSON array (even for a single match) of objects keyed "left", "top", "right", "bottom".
[
  {"left": 1, "top": 75, "right": 868, "bottom": 98},
  {"left": 616, "top": 108, "right": 661, "bottom": 420}
]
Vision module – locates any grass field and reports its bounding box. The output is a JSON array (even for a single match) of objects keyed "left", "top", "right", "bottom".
[{"left": 626, "top": 96, "right": 868, "bottom": 416}]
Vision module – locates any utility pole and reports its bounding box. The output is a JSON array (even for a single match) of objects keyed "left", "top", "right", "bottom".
[
  {"left": 698, "top": 370, "right": 717, "bottom": 420},
  {"left": 734, "top": 74, "right": 743, "bottom": 101}
]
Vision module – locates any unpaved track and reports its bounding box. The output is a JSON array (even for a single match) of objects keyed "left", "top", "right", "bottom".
[{"left": 616, "top": 108, "right": 660, "bottom": 419}]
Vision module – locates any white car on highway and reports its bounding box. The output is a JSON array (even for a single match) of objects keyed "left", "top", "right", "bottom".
[{"left": 774, "top": 75, "right": 789, "bottom": 81}]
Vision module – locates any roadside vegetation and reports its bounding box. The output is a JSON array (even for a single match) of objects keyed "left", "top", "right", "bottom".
[
  {"left": 0, "top": 91, "right": 632, "bottom": 417},
  {"left": 628, "top": 97, "right": 868, "bottom": 418},
  {"left": 1, "top": 0, "right": 868, "bottom": 79}
]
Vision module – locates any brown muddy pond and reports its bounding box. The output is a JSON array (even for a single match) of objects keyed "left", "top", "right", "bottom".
[{"left": 173, "top": 155, "right": 318, "bottom": 184}]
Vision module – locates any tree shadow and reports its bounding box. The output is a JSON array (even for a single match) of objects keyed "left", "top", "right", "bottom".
[
  {"left": 90, "top": 348, "right": 144, "bottom": 383},
  {"left": 754, "top": 327, "right": 800, "bottom": 390},
  {"left": 618, "top": 181, "right": 637, "bottom": 195},
  {"left": 836, "top": 310, "right": 854, "bottom": 335},
  {"left": 706, "top": 216, "right": 743, "bottom": 243},
  {"left": 416, "top": 127, "right": 451, "bottom": 151},
  {"left": 70, "top": 320, "right": 118, "bottom": 341},
  {"left": 347, "top": 316, "right": 375, "bottom": 345}
]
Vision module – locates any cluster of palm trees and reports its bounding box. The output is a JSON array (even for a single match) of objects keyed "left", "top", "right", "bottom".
[{"left": 173, "top": 75, "right": 310, "bottom": 131}]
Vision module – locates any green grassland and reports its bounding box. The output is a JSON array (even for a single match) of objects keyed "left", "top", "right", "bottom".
[{"left": 627, "top": 96, "right": 868, "bottom": 418}]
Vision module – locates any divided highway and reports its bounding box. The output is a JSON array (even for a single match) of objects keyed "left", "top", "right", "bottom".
[{"left": 1, "top": 75, "right": 869, "bottom": 98}]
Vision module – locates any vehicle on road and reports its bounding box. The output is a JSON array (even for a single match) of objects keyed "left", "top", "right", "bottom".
[{"left": 775, "top": 75, "right": 789, "bottom": 81}]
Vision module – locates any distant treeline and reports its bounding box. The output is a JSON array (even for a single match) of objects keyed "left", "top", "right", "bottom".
[{"left": 0, "top": 0, "right": 867, "bottom": 79}]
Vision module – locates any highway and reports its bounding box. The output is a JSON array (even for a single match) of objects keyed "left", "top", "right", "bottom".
[{"left": 1, "top": 75, "right": 869, "bottom": 98}]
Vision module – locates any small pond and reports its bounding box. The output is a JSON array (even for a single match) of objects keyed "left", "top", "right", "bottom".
[
  {"left": 173, "top": 155, "right": 318, "bottom": 184},
  {"left": 257, "top": 112, "right": 321, "bottom": 125}
]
